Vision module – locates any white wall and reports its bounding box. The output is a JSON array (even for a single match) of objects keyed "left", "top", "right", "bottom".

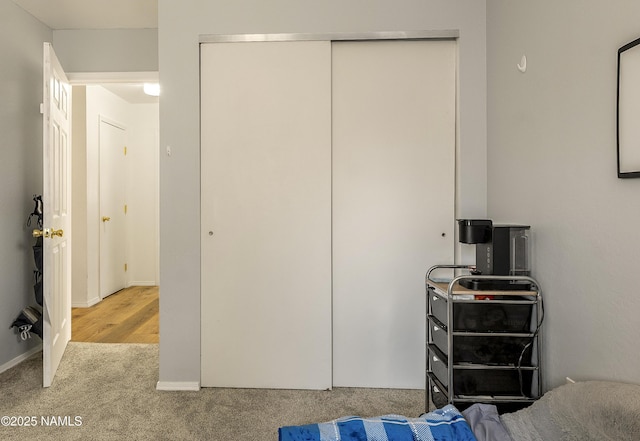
[
  {"left": 487, "top": 0, "right": 640, "bottom": 390},
  {"left": 158, "top": 0, "right": 487, "bottom": 386},
  {"left": 127, "top": 103, "right": 159, "bottom": 286},
  {"left": 72, "top": 86, "right": 158, "bottom": 307},
  {"left": 71, "top": 86, "right": 88, "bottom": 306},
  {"left": 0, "top": 0, "right": 52, "bottom": 370},
  {"left": 53, "top": 29, "right": 158, "bottom": 73}
]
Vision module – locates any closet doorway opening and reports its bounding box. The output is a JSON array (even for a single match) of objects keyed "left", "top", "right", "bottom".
[{"left": 200, "top": 33, "right": 457, "bottom": 390}]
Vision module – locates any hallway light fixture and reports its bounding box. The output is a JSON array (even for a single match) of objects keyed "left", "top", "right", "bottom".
[{"left": 143, "top": 83, "right": 160, "bottom": 97}]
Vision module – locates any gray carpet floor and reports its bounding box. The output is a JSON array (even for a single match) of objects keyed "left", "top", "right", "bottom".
[{"left": 0, "top": 342, "right": 425, "bottom": 440}]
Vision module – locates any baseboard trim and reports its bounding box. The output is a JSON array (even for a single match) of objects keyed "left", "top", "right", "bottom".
[
  {"left": 72, "top": 296, "right": 101, "bottom": 308},
  {"left": 156, "top": 381, "right": 200, "bottom": 391},
  {"left": 0, "top": 344, "right": 42, "bottom": 375},
  {"left": 127, "top": 281, "right": 158, "bottom": 287}
]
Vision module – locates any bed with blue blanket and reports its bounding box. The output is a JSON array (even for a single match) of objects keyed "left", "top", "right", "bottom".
[
  {"left": 279, "top": 404, "right": 476, "bottom": 441},
  {"left": 279, "top": 381, "right": 640, "bottom": 441}
]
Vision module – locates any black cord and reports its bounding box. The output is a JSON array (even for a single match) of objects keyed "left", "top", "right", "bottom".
[{"left": 517, "top": 294, "right": 544, "bottom": 397}]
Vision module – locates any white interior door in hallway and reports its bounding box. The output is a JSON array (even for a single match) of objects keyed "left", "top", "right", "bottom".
[
  {"left": 99, "top": 119, "right": 127, "bottom": 299},
  {"left": 200, "top": 37, "right": 455, "bottom": 389}
]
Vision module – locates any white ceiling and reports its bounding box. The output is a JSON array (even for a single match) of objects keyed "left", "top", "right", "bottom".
[
  {"left": 13, "top": 0, "right": 157, "bottom": 30},
  {"left": 101, "top": 83, "right": 159, "bottom": 104}
]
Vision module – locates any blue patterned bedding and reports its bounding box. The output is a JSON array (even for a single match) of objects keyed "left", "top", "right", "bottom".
[{"left": 279, "top": 404, "right": 477, "bottom": 441}]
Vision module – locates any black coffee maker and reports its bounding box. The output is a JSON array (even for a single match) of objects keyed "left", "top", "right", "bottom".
[{"left": 458, "top": 219, "right": 531, "bottom": 290}]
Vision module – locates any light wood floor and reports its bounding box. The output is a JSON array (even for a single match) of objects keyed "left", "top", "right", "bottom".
[{"left": 72, "top": 285, "right": 159, "bottom": 344}]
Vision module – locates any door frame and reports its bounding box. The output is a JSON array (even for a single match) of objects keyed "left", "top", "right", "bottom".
[
  {"left": 199, "top": 30, "right": 458, "bottom": 44},
  {"left": 68, "top": 72, "right": 160, "bottom": 306}
]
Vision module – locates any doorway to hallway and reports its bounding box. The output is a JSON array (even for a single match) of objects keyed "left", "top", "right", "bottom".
[
  {"left": 70, "top": 75, "right": 160, "bottom": 309},
  {"left": 69, "top": 74, "right": 160, "bottom": 345}
]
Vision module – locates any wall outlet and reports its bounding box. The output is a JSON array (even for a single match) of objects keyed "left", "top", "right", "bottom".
[{"left": 565, "top": 377, "right": 576, "bottom": 384}]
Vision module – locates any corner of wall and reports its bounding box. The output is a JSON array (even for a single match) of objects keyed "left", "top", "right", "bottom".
[{"left": 72, "top": 86, "right": 89, "bottom": 306}]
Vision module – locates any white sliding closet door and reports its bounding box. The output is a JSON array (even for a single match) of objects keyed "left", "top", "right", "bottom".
[
  {"left": 332, "top": 40, "right": 456, "bottom": 388},
  {"left": 200, "top": 42, "right": 332, "bottom": 389}
]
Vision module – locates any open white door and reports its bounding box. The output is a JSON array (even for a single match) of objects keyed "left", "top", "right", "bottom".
[{"left": 40, "top": 42, "right": 72, "bottom": 387}]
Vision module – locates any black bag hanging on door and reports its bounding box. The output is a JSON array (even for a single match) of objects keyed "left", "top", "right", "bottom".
[
  {"left": 34, "top": 270, "right": 43, "bottom": 306},
  {"left": 33, "top": 235, "right": 43, "bottom": 306},
  {"left": 26, "top": 195, "right": 43, "bottom": 230},
  {"left": 33, "top": 236, "right": 43, "bottom": 273},
  {"left": 11, "top": 306, "right": 43, "bottom": 340},
  {"left": 27, "top": 196, "right": 44, "bottom": 306},
  {"left": 12, "top": 195, "right": 45, "bottom": 340}
]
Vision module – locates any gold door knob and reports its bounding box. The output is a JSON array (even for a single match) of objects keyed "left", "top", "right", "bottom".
[
  {"left": 102, "top": 216, "right": 111, "bottom": 222},
  {"left": 32, "top": 228, "right": 63, "bottom": 238}
]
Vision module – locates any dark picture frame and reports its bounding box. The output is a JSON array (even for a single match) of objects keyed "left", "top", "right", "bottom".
[{"left": 617, "top": 37, "right": 640, "bottom": 178}]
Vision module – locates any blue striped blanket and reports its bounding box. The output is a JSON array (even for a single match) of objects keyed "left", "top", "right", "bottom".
[{"left": 279, "top": 404, "right": 477, "bottom": 441}]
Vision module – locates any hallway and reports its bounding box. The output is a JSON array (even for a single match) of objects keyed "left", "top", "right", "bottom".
[{"left": 72, "top": 286, "right": 159, "bottom": 343}]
